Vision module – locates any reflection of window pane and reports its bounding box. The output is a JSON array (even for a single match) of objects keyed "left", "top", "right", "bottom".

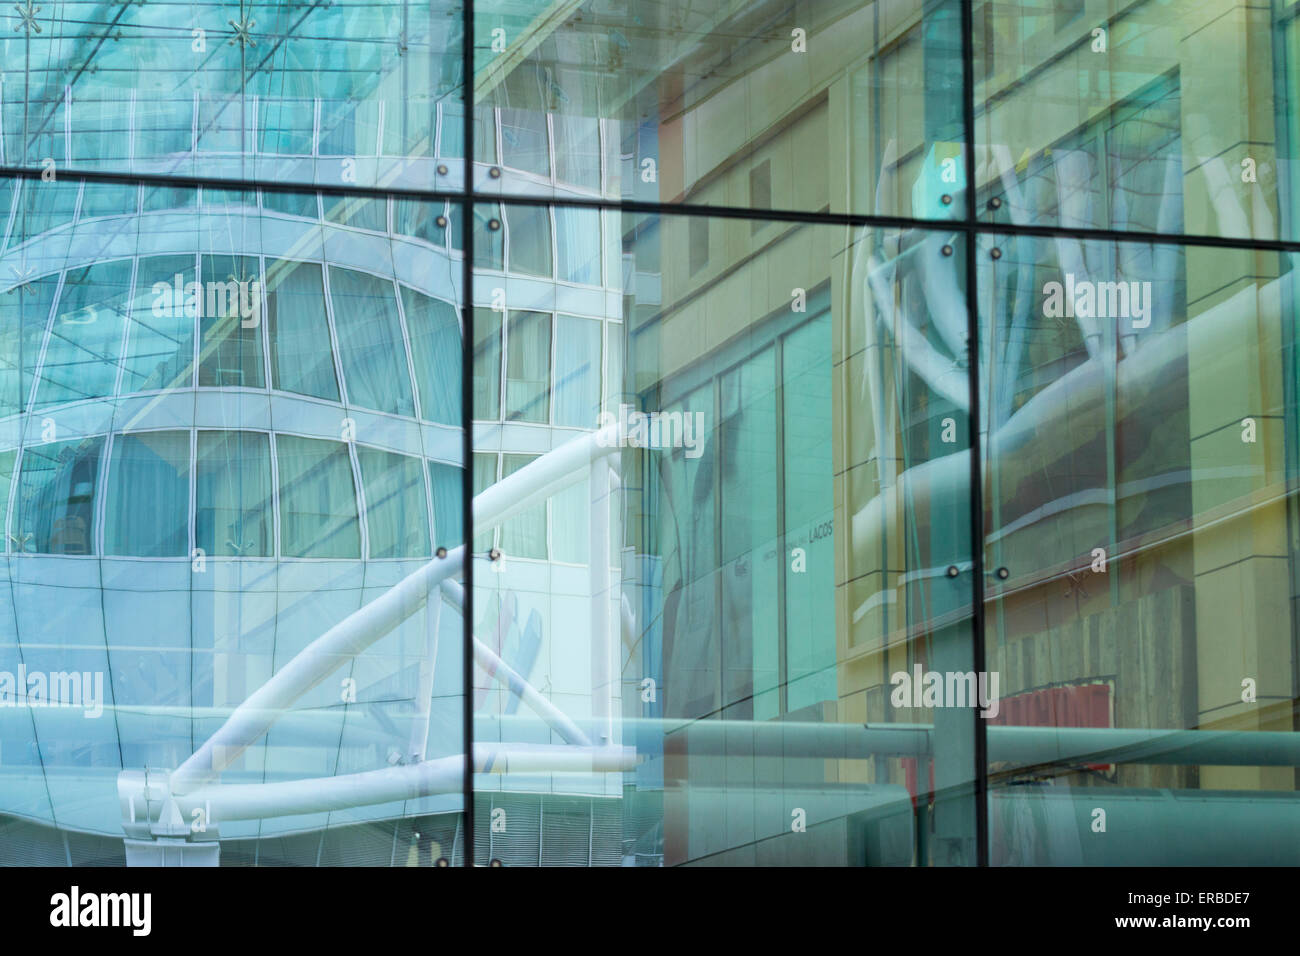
[
  {"left": 394, "top": 198, "right": 445, "bottom": 245},
  {"left": 199, "top": 255, "right": 265, "bottom": 388},
  {"left": 262, "top": 190, "right": 318, "bottom": 219},
  {"left": 472, "top": 453, "right": 496, "bottom": 552},
  {"left": 0, "top": 273, "right": 57, "bottom": 417},
  {"left": 327, "top": 267, "right": 415, "bottom": 416},
  {"left": 36, "top": 259, "right": 132, "bottom": 407},
  {"left": 501, "top": 454, "right": 545, "bottom": 559},
  {"left": 505, "top": 205, "right": 552, "bottom": 277},
  {"left": 550, "top": 478, "right": 587, "bottom": 564},
  {"left": 473, "top": 307, "right": 502, "bottom": 420},
  {"left": 442, "top": 102, "right": 495, "bottom": 162},
  {"left": 0, "top": 451, "right": 13, "bottom": 548},
  {"left": 555, "top": 207, "right": 601, "bottom": 285},
  {"left": 429, "top": 461, "right": 462, "bottom": 549},
  {"left": 104, "top": 431, "right": 190, "bottom": 557},
  {"left": 13, "top": 438, "right": 102, "bottom": 555},
  {"left": 276, "top": 435, "right": 360, "bottom": 558},
  {"left": 123, "top": 255, "right": 196, "bottom": 394},
  {"left": 402, "top": 287, "right": 461, "bottom": 425},
  {"left": 80, "top": 183, "right": 138, "bottom": 218},
  {"left": 324, "top": 194, "right": 387, "bottom": 232},
  {"left": 196, "top": 431, "right": 272, "bottom": 557},
  {"left": 474, "top": 205, "right": 504, "bottom": 270},
  {"left": 499, "top": 108, "right": 550, "bottom": 176},
  {"left": 781, "top": 315, "right": 835, "bottom": 713},
  {"left": 553, "top": 114, "right": 601, "bottom": 190},
  {"left": 357, "top": 446, "right": 429, "bottom": 559},
  {"left": 258, "top": 99, "right": 315, "bottom": 155},
  {"left": 553, "top": 315, "right": 600, "bottom": 427},
  {"left": 505, "top": 310, "right": 551, "bottom": 423},
  {"left": 266, "top": 260, "right": 340, "bottom": 401}
]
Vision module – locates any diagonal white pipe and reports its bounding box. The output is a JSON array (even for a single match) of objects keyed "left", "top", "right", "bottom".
[{"left": 171, "top": 424, "right": 622, "bottom": 795}]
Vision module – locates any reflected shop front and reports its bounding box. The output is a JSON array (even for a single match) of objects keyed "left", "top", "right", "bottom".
[{"left": 0, "top": 0, "right": 1298, "bottom": 868}]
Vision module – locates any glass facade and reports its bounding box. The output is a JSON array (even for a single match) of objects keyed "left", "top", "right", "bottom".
[{"left": 0, "top": 0, "right": 1297, "bottom": 867}]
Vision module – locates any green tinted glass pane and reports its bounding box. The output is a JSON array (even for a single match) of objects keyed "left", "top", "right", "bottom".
[
  {"left": 0, "top": 450, "right": 14, "bottom": 551},
  {"left": 473, "top": 307, "right": 502, "bottom": 421},
  {"left": 276, "top": 435, "right": 361, "bottom": 558},
  {"left": 122, "top": 255, "right": 196, "bottom": 394},
  {"left": 500, "top": 453, "right": 545, "bottom": 560},
  {"left": 104, "top": 430, "right": 190, "bottom": 557},
  {"left": 196, "top": 431, "right": 273, "bottom": 557},
  {"left": 266, "top": 260, "right": 340, "bottom": 402},
  {"left": 199, "top": 255, "right": 265, "bottom": 388},
  {"left": 429, "top": 460, "right": 463, "bottom": 550},
  {"left": 0, "top": 2, "right": 466, "bottom": 191},
  {"left": 505, "top": 310, "right": 550, "bottom": 423},
  {"left": 35, "top": 259, "right": 132, "bottom": 407},
  {"left": 401, "top": 286, "right": 461, "bottom": 426},
  {"left": 327, "top": 267, "right": 415, "bottom": 417},
  {"left": 357, "top": 446, "right": 430, "bottom": 559},
  {"left": 13, "top": 438, "right": 103, "bottom": 555}
]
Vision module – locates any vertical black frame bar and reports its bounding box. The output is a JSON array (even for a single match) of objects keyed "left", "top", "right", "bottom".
[
  {"left": 960, "top": 0, "right": 990, "bottom": 867},
  {"left": 460, "top": 0, "right": 476, "bottom": 868}
]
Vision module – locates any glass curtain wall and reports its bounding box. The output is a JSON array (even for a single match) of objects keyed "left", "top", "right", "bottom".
[{"left": 0, "top": 0, "right": 1297, "bottom": 866}]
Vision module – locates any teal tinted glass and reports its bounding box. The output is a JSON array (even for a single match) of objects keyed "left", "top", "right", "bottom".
[
  {"left": 13, "top": 437, "right": 104, "bottom": 555},
  {"left": 473, "top": 0, "right": 966, "bottom": 220},
  {"left": 276, "top": 434, "right": 361, "bottom": 558},
  {"left": 0, "top": 177, "right": 468, "bottom": 865},
  {"left": 195, "top": 430, "right": 273, "bottom": 557},
  {"left": 471, "top": 210, "right": 980, "bottom": 866},
  {"left": 104, "top": 430, "right": 191, "bottom": 557},
  {"left": 357, "top": 445, "right": 431, "bottom": 559},
  {"left": 0, "top": 0, "right": 467, "bottom": 191}
]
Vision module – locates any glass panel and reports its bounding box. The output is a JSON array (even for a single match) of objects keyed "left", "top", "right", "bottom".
[
  {"left": 500, "top": 453, "right": 545, "bottom": 560},
  {"left": 198, "top": 255, "right": 265, "bottom": 389},
  {"left": 430, "top": 460, "right": 464, "bottom": 550},
  {"left": 266, "top": 259, "right": 340, "bottom": 402},
  {"left": 38, "top": 259, "right": 133, "bottom": 407},
  {"left": 472, "top": 211, "right": 979, "bottom": 866},
  {"left": 195, "top": 430, "right": 273, "bottom": 557},
  {"left": 276, "top": 435, "right": 361, "bottom": 559},
  {"left": 553, "top": 314, "right": 601, "bottom": 428},
  {"left": 401, "top": 286, "right": 462, "bottom": 426},
  {"left": 504, "top": 204, "right": 552, "bottom": 278},
  {"left": 504, "top": 310, "right": 550, "bottom": 423},
  {"left": 122, "top": 254, "right": 197, "bottom": 395},
  {"left": 104, "top": 430, "right": 191, "bottom": 557},
  {"left": 555, "top": 207, "right": 601, "bottom": 285},
  {"left": 357, "top": 445, "right": 431, "bottom": 559},
  {"left": 974, "top": 0, "right": 1296, "bottom": 241},
  {"left": 0, "top": 1, "right": 467, "bottom": 191},
  {"left": 327, "top": 267, "right": 415, "bottom": 417},
  {"left": 0, "top": 270, "right": 57, "bottom": 418},
  {"left": 474, "top": 0, "right": 966, "bottom": 219},
  {"left": 12, "top": 437, "right": 104, "bottom": 555},
  {"left": 0, "top": 178, "right": 468, "bottom": 865},
  {"left": 473, "top": 307, "right": 502, "bottom": 421},
  {"left": 980, "top": 232, "right": 1300, "bottom": 865}
]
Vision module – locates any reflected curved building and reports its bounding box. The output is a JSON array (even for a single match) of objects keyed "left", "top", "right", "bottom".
[{"left": 2, "top": 0, "right": 1300, "bottom": 869}]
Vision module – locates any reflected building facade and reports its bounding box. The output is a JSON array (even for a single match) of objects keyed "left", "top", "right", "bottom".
[{"left": 0, "top": 0, "right": 1298, "bottom": 866}]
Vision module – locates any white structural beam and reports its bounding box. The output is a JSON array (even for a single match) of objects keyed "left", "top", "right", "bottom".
[
  {"left": 172, "top": 745, "right": 636, "bottom": 822},
  {"left": 172, "top": 424, "right": 621, "bottom": 795}
]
